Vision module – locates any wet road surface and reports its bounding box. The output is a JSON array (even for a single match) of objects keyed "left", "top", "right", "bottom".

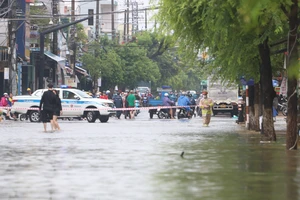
[{"left": 0, "top": 112, "right": 294, "bottom": 200}]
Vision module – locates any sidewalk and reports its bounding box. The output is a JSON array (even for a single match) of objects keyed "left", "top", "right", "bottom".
[{"left": 274, "top": 115, "right": 286, "bottom": 134}]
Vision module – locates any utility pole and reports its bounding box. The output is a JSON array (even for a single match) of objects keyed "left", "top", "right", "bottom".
[
  {"left": 96, "top": 0, "right": 99, "bottom": 41},
  {"left": 8, "top": 0, "right": 17, "bottom": 95},
  {"left": 52, "top": 0, "right": 58, "bottom": 55},
  {"left": 123, "top": 11, "right": 126, "bottom": 42},
  {"left": 70, "top": 0, "right": 76, "bottom": 78},
  {"left": 126, "top": 0, "right": 129, "bottom": 42},
  {"left": 131, "top": 0, "right": 138, "bottom": 35},
  {"left": 145, "top": 9, "right": 147, "bottom": 30},
  {"left": 111, "top": 0, "right": 114, "bottom": 40},
  {"left": 6, "top": 3, "right": 12, "bottom": 94}
]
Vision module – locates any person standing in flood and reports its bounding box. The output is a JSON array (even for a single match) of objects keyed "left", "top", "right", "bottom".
[
  {"left": 199, "top": 90, "right": 214, "bottom": 127},
  {"left": 126, "top": 90, "right": 136, "bottom": 119},
  {"left": 39, "top": 83, "right": 56, "bottom": 132},
  {"left": 112, "top": 91, "right": 123, "bottom": 119},
  {"left": 53, "top": 89, "right": 62, "bottom": 131}
]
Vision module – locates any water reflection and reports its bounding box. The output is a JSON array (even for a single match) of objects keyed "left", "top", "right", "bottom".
[{"left": 154, "top": 133, "right": 300, "bottom": 200}]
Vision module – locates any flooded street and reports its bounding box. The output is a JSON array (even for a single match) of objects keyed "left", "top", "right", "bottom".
[{"left": 0, "top": 112, "right": 298, "bottom": 200}]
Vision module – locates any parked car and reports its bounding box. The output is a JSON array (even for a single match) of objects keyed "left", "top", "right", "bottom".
[{"left": 11, "top": 87, "right": 116, "bottom": 123}]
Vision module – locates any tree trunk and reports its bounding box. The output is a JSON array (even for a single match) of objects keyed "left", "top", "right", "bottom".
[
  {"left": 248, "top": 84, "right": 261, "bottom": 131},
  {"left": 258, "top": 38, "right": 276, "bottom": 141},
  {"left": 248, "top": 85, "right": 255, "bottom": 130},
  {"left": 252, "top": 83, "right": 260, "bottom": 131},
  {"left": 286, "top": 0, "right": 298, "bottom": 150}
]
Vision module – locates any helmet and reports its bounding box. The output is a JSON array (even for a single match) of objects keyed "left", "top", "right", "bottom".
[
  {"left": 164, "top": 93, "right": 169, "bottom": 97},
  {"left": 27, "top": 88, "right": 31, "bottom": 91},
  {"left": 106, "top": 90, "right": 110, "bottom": 94},
  {"left": 3, "top": 93, "right": 8, "bottom": 96},
  {"left": 202, "top": 90, "right": 208, "bottom": 95}
]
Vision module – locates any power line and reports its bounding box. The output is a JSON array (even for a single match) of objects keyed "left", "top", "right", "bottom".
[{"left": 2, "top": 6, "right": 159, "bottom": 21}]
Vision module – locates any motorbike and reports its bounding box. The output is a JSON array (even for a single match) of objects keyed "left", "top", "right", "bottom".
[
  {"left": 277, "top": 95, "right": 288, "bottom": 116},
  {"left": 278, "top": 102, "right": 287, "bottom": 116},
  {"left": 134, "top": 100, "right": 140, "bottom": 116},
  {"left": 142, "top": 96, "right": 148, "bottom": 107},
  {"left": 157, "top": 108, "right": 176, "bottom": 119},
  {"left": 177, "top": 107, "right": 193, "bottom": 119}
]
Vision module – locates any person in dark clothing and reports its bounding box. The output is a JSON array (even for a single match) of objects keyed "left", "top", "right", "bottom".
[
  {"left": 112, "top": 92, "right": 123, "bottom": 119},
  {"left": 124, "top": 92, "right": 130, "bottom": 119},
  {"left": 188, "top": 93, "right": 196, "bottom": 117},
  {"left": 53, "top": 89, "right": 62, "bottom": 130},
  {"left": 39, "top": 83, "right": 56, "bottom": 132}
]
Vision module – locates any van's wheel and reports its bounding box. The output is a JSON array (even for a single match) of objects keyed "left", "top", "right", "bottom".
[
  {"left": 157, "top": 111, "right": 164, "bottom": 119},
  {"left": 149, "top": 110, "right": 154, "bottom": 119},
  {"left": 86, "top": 111, "right": 97, "bottom": 123},
  {"left": 29, "top": 111, "right": 40, "bottom": 122},
  {"left": 99, "top": 115, "right": 109, "bottom": 123}
]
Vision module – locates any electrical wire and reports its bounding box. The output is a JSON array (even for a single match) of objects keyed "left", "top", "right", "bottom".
[{"left": 0, "top": 6, "right": 159, "bottom": 22}]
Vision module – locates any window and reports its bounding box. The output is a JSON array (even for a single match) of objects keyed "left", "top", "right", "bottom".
[{"left": 63, "top": 91, "right": 76, "bottom": 99}]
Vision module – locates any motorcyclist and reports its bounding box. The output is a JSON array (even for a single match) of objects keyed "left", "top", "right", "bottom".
[
  {"left": 188, "top": 93, "right": 196, "bottom": 117},
  {"left": 177, "top": 92, "right": 191, "bottom": 117},
  {"left": 142, "top": 94, "right": 148, "bottom": 107},
  {"left": 162, "top": 93, "right": 175, "bottom": 119}
]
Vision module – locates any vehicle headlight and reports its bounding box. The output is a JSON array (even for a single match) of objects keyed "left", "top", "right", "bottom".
[{"left": 101, "top": 103, "right": 110, "bottom": 107}]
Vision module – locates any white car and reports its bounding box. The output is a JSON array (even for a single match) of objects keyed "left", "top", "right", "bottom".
[{"left": 11, "top": 88, "right": 116, "bottom": 123}]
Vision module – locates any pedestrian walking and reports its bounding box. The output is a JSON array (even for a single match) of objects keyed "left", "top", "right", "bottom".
[
  {"left": 123, "top": 92, "right": 130, "bottom": 119},
  {"left": 126, "top": 90, "right": 136, "bottom": 119},
  {"left": 199, "top": 90, "right": 214, "bottom": 127},
  {"left": 112, "top": 91, "right": 123, "bottom": 119},
  {"left": 39, "top": 83, "right": 56, "bottom": 132},
  {"left": 53, "top": 89, "right": 62, "bottom": 131}
]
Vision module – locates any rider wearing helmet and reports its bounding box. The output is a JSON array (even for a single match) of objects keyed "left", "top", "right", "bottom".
[
  {"left": 188, "top": 93, "right": 196, "bottom": 116},
  {"left": 177, "top": 92, "right": 191, "bottom": 116},
  {"left": 162, "top": 93, "right": 175, "bottom": 119}
]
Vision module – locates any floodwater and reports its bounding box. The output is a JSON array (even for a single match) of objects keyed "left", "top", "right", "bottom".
[{"left": 0, "top": 113, "right": 298, "bottom": 200}]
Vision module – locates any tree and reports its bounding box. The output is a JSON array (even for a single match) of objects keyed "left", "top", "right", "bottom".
[
  {"left": 156, "top": 0, "right": 293, "bottom": 141},
  {"left": 116, "top": 42, "right": 161, "bottom": 89},
  {"left": 238, "top": 0, "right": 299, "bottom": 149},
  {"left": 136, "top": 31, "right": 205, "bottom": 91}
]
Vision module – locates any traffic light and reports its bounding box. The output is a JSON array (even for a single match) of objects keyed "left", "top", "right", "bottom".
[{"left": 88, "top": 9, "right": 93, "bottom": 25}]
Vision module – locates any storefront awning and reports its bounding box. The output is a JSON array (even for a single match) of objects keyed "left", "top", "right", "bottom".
[
  {"left": 75, "top": 66, "right": 88, "bottom": 76},
  {"left": 44, "top": 51, "right": 66, "bottom": 68}
]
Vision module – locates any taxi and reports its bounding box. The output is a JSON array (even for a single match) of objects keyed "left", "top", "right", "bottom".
[{"left": 11, "top": 86, "right": 116, "bottom": 123}]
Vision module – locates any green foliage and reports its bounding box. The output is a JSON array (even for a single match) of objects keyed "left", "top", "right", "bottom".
[
  {"left": 156, "top": 0, "right": 289, "bottom": 85},
  {"left": 29, "top": 6, "right": 48, "bottom": 29},
  {"left": 81, "top": 31, "right": 205, "bottom": 91},
  {"left": 75, "top": 23, "right": 88, "bottom": 43}
]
